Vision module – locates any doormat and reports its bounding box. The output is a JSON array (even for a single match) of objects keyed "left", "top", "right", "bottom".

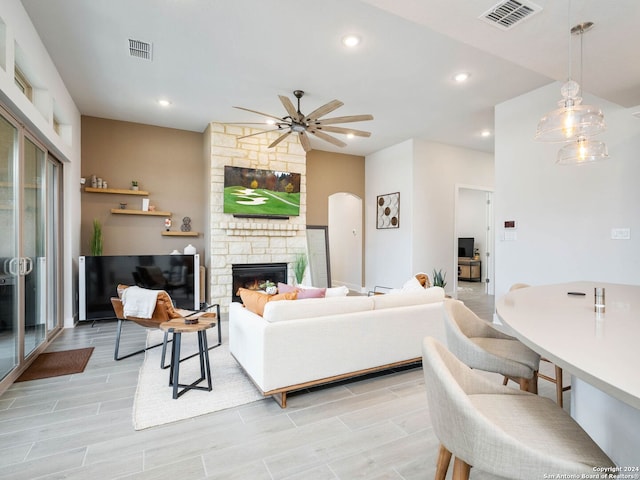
[{"left": 16, "top": 347, "right": 95, "bottom": 382}]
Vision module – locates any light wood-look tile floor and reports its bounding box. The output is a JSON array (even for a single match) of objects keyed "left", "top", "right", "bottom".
[{"left": 0, "top": 304, "right": 564, "bottom": 480}]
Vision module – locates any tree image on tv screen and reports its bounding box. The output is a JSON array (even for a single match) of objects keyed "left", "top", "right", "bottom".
[{"left": 223, "top": 166, "right": 301, "bottom": 216}]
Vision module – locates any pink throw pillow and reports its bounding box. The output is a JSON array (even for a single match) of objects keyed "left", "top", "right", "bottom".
[{"left": 277, "top": 282, "right": 326, "bottom": 299}]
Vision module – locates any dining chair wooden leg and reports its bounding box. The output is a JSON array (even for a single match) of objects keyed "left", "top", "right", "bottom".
[
  {"left": 452, "top": 457, "right": 471, "bottom": 480},
  {"left": 555, "top": 365, "right": 564, "bottom": 407},
  {"left": 435, "top": 444, "right": 452, "bottom": 480}
]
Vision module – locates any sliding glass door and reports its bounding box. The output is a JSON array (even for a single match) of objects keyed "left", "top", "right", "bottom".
[
  {"left": 0, "top": 112, "right": 19, "bottom": 381},
  {"left": 0, "top": 105, "right": 62, "bottom": 384}
]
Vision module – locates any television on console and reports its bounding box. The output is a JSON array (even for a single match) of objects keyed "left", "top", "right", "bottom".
[
  {"left": 223, "top": 165, "right": 301, "bottom": 218},
  {"left": 458, "top": 237, "right": 474, "bottom": 258},
  {"left": 79, "top": 254, "right": 200, "bottom": 321}
]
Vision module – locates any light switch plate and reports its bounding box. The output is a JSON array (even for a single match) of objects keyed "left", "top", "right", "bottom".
[{"left": 611, "top": 228, "right": 631, "bottom": 240}]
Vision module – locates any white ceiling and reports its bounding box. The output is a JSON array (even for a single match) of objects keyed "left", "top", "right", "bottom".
[{"left": 21, "top": 0, "right": 640, "bottom": 156}]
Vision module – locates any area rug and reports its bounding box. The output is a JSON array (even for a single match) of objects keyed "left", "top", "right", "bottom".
[
  {"left": 16, "top": 347, "right": 94, "bottom": 382},
  {"left": 132, "top": 328, "right": 264, "bottom": 430}
]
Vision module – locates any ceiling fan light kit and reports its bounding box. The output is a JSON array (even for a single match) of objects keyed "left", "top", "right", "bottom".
[
  {"left": 233, "top": 90, "right": 373, "bottom": 153},
  {"left": 535, "top": 4, "right": 608, "bottom": 165}
]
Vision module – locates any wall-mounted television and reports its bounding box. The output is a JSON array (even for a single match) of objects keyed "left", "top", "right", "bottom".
[
  {"left": 458, "top": 237, "right": 474, "bottom": 258},
  {"left": 223, "top": 165, "right": 301, "bottom": 218},
  {"left": 79, "top": 254, "right": 200, "bottom": 321}
]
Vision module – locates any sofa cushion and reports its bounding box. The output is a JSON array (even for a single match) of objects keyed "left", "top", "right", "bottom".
[
  {"left": 277, "top": 282, "right": 326, "bottom": 299},
  {"left": 263, "top": 295, "right": 373, "bottom": 322},
  {"left": 372, "top": 287, "right": 444, "bottom": 310},
  {"left": 238, "top": 288, "right": 297, "bottom": 316}
]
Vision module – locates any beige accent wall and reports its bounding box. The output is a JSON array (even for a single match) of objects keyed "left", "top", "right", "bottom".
[
  {"left": 305, "top": 150, "right": 365, "bottom": 225},
  {"left": 80, "top": 116, "right": 205, "bottom": 256}
]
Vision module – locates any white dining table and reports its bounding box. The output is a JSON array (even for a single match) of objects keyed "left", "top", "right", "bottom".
[{"left": 496, "top": 281, "right": 640, "bottom": 467}]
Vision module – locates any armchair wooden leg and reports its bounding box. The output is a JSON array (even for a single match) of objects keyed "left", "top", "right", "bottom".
[
  {"left": 555, "top": 365, "right": 564, "bottom": 407},
  {"left": 435, "top": 445, "right": 452, "bottom": 480},
  {"left": 452, "top": 457, "right": 471, "bottom": 480}
]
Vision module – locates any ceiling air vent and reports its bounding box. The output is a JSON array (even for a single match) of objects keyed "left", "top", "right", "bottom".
[
  {"left": 128, "top": 39, "right": 152, "bottom": 60},
  {"left": 480, "top": 0, "right": 541, "bottom": 30}
]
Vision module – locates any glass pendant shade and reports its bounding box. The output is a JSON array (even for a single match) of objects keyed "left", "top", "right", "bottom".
[
  {"left": 535, "top": 81, "right": 606, "bottom": 142},
  {"left": 556, "top": 136, "right": 609, "bottom": 165}
]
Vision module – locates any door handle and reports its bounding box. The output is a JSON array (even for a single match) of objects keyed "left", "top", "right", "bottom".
[
  {"left": 8, "top": 257, "right": 19, "bottom": 276},
  {"left": 23, "top": 257, "right": 34, "bottom": 275}
]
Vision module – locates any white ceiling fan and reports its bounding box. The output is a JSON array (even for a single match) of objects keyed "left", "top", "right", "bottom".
[{"left": 232, "top": 90, "right": 373, "bottom": 152}]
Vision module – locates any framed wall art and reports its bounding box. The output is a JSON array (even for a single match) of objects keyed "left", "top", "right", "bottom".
[{"left": 376, "top": 192, "right": 400, "bottom": 229}]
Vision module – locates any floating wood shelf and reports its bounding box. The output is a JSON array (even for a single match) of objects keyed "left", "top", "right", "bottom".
[
  {"left": 85, "top": 187, "right": 150, "bottom": 196},
  {"left": 161, "top": 231, "right": 199, "bottom": 237},
  {"left": 110, "top": 209, "right": 171, "bottom": 216}
]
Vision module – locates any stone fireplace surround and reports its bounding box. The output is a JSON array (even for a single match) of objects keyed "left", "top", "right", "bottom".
[{"left": 206, "top": 123, "right": 307, "bottom": 312}]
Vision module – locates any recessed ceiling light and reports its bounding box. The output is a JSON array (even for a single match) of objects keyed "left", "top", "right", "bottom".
[
  {"left": 266, "top": 119, "right": 276, "bottom": 125},
  {"left": 481, "top": 129, "right": 492, "bottom": 137},
  {"left": 158, "top": 99, "right": 171, "bottom": 107},
  {"left": 346, "top": 133, "right": 355, "bottom": 139},
  {"left": 342, "top": 34, "right": 361, "bottom": 48},
  {"left": 453, "top": 72, "right": 471, "bottom": 83}
]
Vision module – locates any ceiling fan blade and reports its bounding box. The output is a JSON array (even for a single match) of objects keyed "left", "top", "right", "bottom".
[
  {"left": 313, "top": 114, "right": 374, "bottom": 125},
  {"left": 278, "top": 95, "right": 300, "bottom": 121},
  {"left": 238, "top": 129, "right": 281, "bottom": 140},
  {"left": 315, "top": 125, "right": 371, "bottom": 137},
  {"left": 304, "top": 99, "right": 344, "bottom": 122},
  {"left": 299, "top": 131, "right": 312, "bottom": 152},
  {"left": 269, "top": 131, "right": 292, "bottom": 148},
  {"left": 233, "top": 106, "right": 284, "bottom": 123},
  {"left": 309, "top": 129, "right": 347, "bottom": 148}
]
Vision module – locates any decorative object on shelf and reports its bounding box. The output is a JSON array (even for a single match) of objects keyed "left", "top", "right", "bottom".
[
  {"left": 164, "top": 218, "right": 172, "bottom": 231},
  {"left": 181, "top": 216, "right": 192, "bottom": 232},
  {"left": 91, "top": 175, "right": 97, "bottom": 188},
  {"left": 170, "top": 249, "right": 180, "bottom": 255},
  {"left": 293, "top": 253, "right": 308, "bottom": 285},
  {"left": 142, "top": 198, "right": 149, "bottom": 211},
  {"left": 149, "top": 205, "right": 156, "bottom": 212},
  {"left": 97, "top": 177, "right": 103, "bottom": 188},
  {"left": 91, "top": 219, "right": 103, "bottom": 256},
  {"left": 432, "top": 268, "right": 447, "bottom": 288},
  {"left": 376, "top": 192, "right": 400, "bottom": 229},
  {"left": 184, "top": 244, "right": 196, "bottom": 255},
  {"left": 102, "top": 181, "right": 108, "bottom": 189},
  {"left": 131, "top": 180, "right": 139, "bottom": 191},
  {"left": 119, "top": 202, "right": 127, "bottom": 209}
]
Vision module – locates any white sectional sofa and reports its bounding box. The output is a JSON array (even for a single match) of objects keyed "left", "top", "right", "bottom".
[{"left": 229, "top": 287, "right": 446, "bottom": 407}]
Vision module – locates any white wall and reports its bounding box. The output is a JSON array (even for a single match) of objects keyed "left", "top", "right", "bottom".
[
  {"left": 0, "top": 1, "right": 81, "bottom": 327},
  {"left": 413, "top": 140, "right": 493, "bottom": 293},
  {"left": 494, "top": 82, "right": 640, "bottom": 300},
  {"left": 365, "top": 138, "right": 493, "bottom": 293},
  {"left": 365, "top": 140, "right": 414, "bottom": 290}
]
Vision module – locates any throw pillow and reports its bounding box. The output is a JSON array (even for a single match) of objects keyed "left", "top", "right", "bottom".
[
  {"left": 276, "top": 282, "right": 327, "bottom": 299},
  {"left": 238, "top": 288, "right": 297, "bottom": 316}
]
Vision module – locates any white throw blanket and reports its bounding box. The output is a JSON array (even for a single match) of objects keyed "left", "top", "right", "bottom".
[{"left": 121, "top": 286, "right": 160, "bottom": 318}]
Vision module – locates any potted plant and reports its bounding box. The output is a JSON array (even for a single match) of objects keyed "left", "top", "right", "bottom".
[
  {"left": 91, "top": 219, "right": 103, "bottom": 256},
  {"left": 259, "top": 280, "right": 277, "bottom": 295},
  {"left": 432, "top": 268, "right": 447, "bottom": 289},
  {"left": 294, "top": 253, "right": 308, "bottom": 285},
  {"left": 131, "top": 180, "right": 139, "bottom": 191}
]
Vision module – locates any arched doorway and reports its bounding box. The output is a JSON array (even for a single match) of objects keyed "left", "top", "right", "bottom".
[{"left": 328, "top": 193, "right": 363, "bottom": 291}]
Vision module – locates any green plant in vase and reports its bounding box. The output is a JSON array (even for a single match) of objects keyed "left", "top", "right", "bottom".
[
  {"left": 432, "top": 268, "right": 447, "bottom": 288},
  {"left": 91, "top": 219, "right": 103, "bottom": 256},
  {"left": 294, "top": 253, "right": 308, "bottom": 285}
]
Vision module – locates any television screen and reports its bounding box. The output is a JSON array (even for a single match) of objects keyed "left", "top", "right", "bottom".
[
  {"left": 458, "top": 237, "right": 474, "bottom": 258},
  {"left": 79, "top": 254, "right": 200, "bottom": 321},
  {"left": 223, "top": 165, "right": 301, "bottom": 217}
]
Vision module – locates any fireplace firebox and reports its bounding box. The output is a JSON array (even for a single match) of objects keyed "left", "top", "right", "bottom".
[{"left": 232, "top": 263, "right": 287, "bottom": 303}]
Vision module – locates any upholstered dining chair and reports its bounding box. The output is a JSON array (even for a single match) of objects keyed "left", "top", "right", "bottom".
[
  {"left": 443, "top": 298, "right": 540, "bottom": 393},
  {"left": 509, "top": 282, "right": 571, "bottom": 407},
  {"left": 421, "top": 336, "right": 614, "bottom": 480},
  {"left": 111, "top": 284, "right": 220, "bottom": 366}
]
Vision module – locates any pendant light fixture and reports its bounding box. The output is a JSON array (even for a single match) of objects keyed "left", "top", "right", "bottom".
[{"left": 534, "top": 2, "right": 608, "bottom": 165}]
